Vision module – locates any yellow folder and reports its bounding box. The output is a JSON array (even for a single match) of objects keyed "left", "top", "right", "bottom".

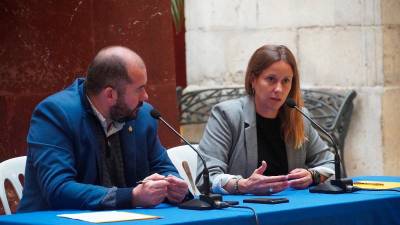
[{"left": 353, "top": 181, "right": 400, "bottom": 190}]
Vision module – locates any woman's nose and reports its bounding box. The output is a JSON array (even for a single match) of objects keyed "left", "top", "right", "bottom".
[{"left": 274, "top": 83, "right": 283, "bottom": 93}]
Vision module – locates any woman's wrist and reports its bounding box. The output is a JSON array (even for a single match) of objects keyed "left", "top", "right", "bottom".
[
  {"left": 226, "top": 177, "right": 246, "bottom": 194},
  {"left": 307, "top": 169, "right": 321, "bottom": 185},
  {"left": 238, "top": 178, "right": 246, "bottom": 193},
  {"left": 233, "top": 178, "right": 242, "bottom": 194}
]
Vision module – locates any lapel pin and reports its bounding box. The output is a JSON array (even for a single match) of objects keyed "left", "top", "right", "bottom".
[{"left": 128, "top": 126, "right": 133, "bottom": 133}]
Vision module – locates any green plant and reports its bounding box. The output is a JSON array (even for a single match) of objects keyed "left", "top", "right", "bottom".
[{"left": 171, "top": 0, "right": 184, "bottom": 33}]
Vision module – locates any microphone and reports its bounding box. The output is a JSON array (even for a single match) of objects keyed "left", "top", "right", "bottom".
[
  {"left": 285, "top": 98, "right": 354, "bottom": 193},
  {"left": 150, "top": 109, "right": 227, "bottom": 209}
]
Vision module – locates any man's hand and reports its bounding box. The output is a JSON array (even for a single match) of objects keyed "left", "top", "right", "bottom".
[
  {"left": 287, "top": 168, "right": 313, "bottom": 189},
  {"left": 238, "top": 161, "right": 289, "bottom": 195},
  {"left": 132, "top": 173, "right": 168, "bottom": 207},
  {"left": 165, "top": 175, "right": 189, "bottom": 204}
]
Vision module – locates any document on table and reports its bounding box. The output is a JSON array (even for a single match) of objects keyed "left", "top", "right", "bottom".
[
  {"left": 353, "top": 180, "right": 400, "bottom": 190},
  {"left": 58, "top": 211, "right": 160, "bottom": 223}
]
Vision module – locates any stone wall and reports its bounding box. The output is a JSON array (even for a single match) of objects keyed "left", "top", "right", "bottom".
[{"left": 185, "top": 0, "right": 400, "bottom": 176}]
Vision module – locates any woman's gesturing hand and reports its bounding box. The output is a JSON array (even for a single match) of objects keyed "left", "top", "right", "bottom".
[
  {"left": 287, "top": 168, "right": 313, "bottom": 189},
  {"left": 238, "top": 161, "right": 289, "bottom": 195}
]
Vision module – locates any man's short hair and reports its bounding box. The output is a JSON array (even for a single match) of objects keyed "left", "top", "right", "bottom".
[{"left": 85, "top": 54, "right": 131, "bottom": 95}]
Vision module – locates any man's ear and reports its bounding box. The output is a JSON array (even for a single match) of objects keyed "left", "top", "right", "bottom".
[{"left": 103, "top": 86, "right": 117, "bottom": 104}]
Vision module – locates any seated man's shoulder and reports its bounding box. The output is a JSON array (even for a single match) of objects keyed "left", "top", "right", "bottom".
[
  {"left": 130, "top": 102, "right": 156, "bottom": 125},
  {"left": 135, "top": 102, "right": 153, "bottom": 119},
  {"left": 36, "top": 80, "right": 84, "bottom": 116}
]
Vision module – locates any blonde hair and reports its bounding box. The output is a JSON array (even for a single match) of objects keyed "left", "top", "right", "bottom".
[{"left": 244, "top": 45, "right": 305, "bottom": 149}]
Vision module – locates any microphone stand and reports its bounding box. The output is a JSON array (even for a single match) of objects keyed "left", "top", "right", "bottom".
[
  {"left": 287, "top": 100, "right": 354, "bottom": 193},
  {"left": 152, "top": 110, "right": 225, "bottom": 209}
]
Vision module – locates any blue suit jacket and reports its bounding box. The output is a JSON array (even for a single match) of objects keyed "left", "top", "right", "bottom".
[{"left": 18, "top": 78, "right": 180, "bottom": 212}]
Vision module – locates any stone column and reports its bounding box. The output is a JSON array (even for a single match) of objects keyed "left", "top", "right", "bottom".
[{"left": 381, "top": 0, "right": 400, "bottom": 175}]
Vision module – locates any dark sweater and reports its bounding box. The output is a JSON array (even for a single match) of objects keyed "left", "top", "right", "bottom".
[{"left": 256, "top": 113, "right": 288, "bottom": 176}]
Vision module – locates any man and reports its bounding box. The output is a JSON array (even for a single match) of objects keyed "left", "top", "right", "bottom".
[{"left": 18, "top": 46, "right": 188, "bottom": 212}]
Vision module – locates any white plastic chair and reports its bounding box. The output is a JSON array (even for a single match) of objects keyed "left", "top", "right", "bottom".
[
  {"left": 167, "top": 145, "right": 200, "bottom": 196},
  {"left": 0, "top": 156, "right": 26, "bottom": 215}
]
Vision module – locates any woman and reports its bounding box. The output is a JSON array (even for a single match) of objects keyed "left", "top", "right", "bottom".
[{"left": 196, "top": 45, "right": 334, "bottom": 195}]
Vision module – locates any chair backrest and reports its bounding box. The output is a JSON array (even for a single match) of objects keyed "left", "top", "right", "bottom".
[
  {"left": 167, "top": 145, "right": 200, "bottom": 196},
  {"left": 0, "top": 156, "right": 26, "bottom": 215}
]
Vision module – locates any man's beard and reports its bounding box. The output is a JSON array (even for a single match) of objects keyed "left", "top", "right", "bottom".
[{"left": 110, "top": 98, "right": 143, "bottom": 123}]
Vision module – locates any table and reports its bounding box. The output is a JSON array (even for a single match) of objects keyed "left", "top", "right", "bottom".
[{"left": 0, "top": 176, "right": 399, "bottom": 225}]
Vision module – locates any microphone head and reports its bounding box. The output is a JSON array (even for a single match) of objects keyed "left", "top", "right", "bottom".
[
  {"left": 285, "top": 98, "right": 297, "bottom": 108},
  {"left": 150, "top": 109, "right": 161, "bottom": 119}
]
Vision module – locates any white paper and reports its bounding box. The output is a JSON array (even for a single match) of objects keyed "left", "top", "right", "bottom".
[{"left": 58, "top": 211, "right": 160, "bottom": 223}]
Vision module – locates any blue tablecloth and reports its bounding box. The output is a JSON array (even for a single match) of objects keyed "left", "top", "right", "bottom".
[{"left": 1, "top": 176, "right": 399, "bottom": 225}]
